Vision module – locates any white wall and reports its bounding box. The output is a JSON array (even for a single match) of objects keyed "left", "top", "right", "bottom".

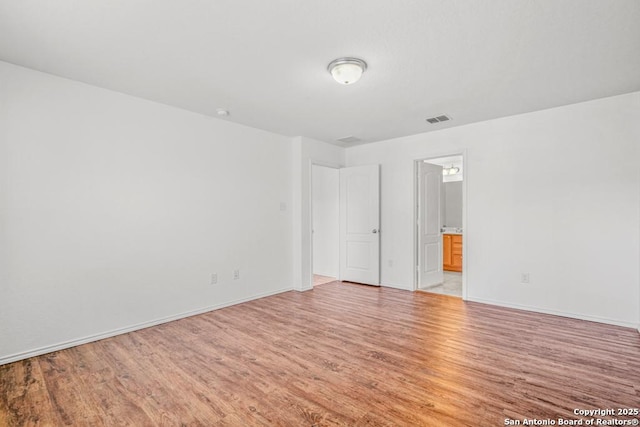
[
  {"left": 346, "top": 92, "right": 640, "bottom": 328},
  {"left": 291, "top": 136, "right": 345, "bottom": 290},
  {"left": 2, "top": 61, "right": 637, "bottom": 366},
  {"left": 444, "top": 181, "right": 463, "bottom": 228},
  {"left": 312, "top": 165, "right": 339, "bottom": 278},
  {"left": 0, "top": 62, "right": 293, "bottom": 364}
]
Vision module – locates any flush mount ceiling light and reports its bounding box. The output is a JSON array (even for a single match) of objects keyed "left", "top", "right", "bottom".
[
  {"left": 442, "top": 165, "right": 460, "bottom": 176},
  {"left": 328, "top": 57, "right": 367, "bottom": 85}
]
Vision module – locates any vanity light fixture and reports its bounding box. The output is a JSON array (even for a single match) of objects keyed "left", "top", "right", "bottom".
[
  {"left": 442, "top": 165, "right": 460, "bottom": 176},
  {"left": 328, "top": 57, "right": 367, "bottom": 85}
]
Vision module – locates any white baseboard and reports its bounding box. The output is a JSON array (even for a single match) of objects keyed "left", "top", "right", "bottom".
[
  {"left": 466, "top": 296, "right": 638, "bottom": 329},
  {"left": 0, "top": 286, "right": 293, "bottom": 366}
]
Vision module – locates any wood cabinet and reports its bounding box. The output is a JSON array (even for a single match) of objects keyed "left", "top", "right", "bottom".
[{"left": 443, "top": 234, "right": 463, "bottom": 272}]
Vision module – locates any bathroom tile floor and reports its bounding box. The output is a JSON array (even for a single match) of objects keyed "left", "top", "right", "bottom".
[
  {"left": 313, "top": 274, "right": 337, "bottom": 286},
  {"left": 420, "top": 271, "right": 462, "bottom": 297}
]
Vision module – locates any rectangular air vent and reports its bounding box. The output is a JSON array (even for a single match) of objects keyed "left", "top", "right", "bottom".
[
  {"left": 426, "top": 114, "right": 452, "bottom": 124},
  {"left": 337, "top": 136, "right": 361, "bottom": 143}
]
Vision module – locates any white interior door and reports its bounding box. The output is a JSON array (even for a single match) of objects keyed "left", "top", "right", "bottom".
[
  {"left": 339, "top": 164, "right": 380, "bottom": 285},
  {"left": 418, "top": 161, "right": 443, "bottom": 288}
]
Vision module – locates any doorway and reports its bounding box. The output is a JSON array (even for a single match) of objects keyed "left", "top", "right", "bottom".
[
  {"left": 311, "top": 164, "right": 339, "bottom": 286},
  {"left": 415, "top": 154, "right": 465, "bottom": 298}
]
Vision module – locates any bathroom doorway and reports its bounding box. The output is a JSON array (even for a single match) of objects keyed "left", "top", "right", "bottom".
[{"left": 415, "top": 154, "right": 465, "bottom": 298}]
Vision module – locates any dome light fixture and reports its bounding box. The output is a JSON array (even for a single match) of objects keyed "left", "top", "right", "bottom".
[{"left": 328, "top": 57, "right": 367, "bottom": 85}]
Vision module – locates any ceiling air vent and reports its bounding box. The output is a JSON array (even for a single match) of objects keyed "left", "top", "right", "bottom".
[
  {"left": 337, "top": 136, "right": 361, "bottom": 144},
  {"left": 426, "top": 114, "right": 452, "bottom": 124}
]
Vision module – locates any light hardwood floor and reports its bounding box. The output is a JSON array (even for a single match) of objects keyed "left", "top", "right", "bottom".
[{"left": 1, "top": 282, "right": 639, "bottom": 426}]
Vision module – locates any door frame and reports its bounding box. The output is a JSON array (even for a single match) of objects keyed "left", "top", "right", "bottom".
[{"left": 412, "top": 150, "right": 468, "bottom": 300}]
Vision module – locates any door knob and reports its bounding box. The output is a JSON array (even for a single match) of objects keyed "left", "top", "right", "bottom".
[{"left": 372, "top": 229, "right": 379, "bottom": 234}]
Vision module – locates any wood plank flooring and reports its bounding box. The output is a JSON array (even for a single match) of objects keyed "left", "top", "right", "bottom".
[{"left": 1, "top": 282, "right": 639, "bottom": 426}]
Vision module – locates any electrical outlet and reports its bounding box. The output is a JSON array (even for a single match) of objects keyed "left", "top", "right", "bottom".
[
  {"left": 210, "top": 273, "right": 218, "bottom": 285},
  {"left": 521, "top": 273, "right": 530, "bottom": 284},
  {"left": 233, "top": 269, "right": 240, "bottom": 280}
]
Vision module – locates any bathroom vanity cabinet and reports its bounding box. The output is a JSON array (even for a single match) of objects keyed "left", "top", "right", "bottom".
[{"left": 443, "top": 234, "right": 463, "bottom": 272}]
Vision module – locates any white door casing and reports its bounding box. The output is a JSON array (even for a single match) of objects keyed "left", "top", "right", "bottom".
[
  {"left": 339, "top": 165, "right": 380, "bottom": 285},
  {"left": 418, "top": 161, "right": 443, "bottom": 288}
]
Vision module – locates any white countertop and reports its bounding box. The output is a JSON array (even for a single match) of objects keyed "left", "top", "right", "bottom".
[{"left": 442, "top": 227, "right": 463, "bottom": 235}]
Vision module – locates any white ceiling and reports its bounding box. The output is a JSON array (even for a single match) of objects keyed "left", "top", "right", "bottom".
[{"left": 1, "top": 1, "right": 639, "bottom": 146}]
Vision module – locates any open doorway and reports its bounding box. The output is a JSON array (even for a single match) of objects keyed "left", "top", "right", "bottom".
[
  {"left": 415, "top": 154, "right": 465, "bottom": 298},
  {"left": 311, "top": 164, "right": 339, "bottom": 286}
]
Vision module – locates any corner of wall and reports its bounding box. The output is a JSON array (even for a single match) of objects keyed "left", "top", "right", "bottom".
[
  {"left": 291, "top": 136, "right": 346, "bottom": 291},
  {"left": 291, "top": 137, "right": 303, "bottom": 290}
]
